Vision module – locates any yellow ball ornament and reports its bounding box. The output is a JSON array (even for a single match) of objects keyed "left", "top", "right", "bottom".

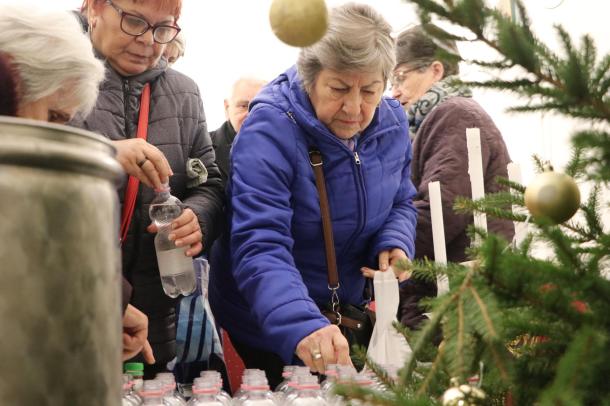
[
  {"left": 524, "top": 166, "right": 580, "bottom": 224},
  {"left": 269, "top": 0, "right": 328, "bottom": 47}
]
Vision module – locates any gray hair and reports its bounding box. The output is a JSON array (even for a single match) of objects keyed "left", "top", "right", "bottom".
[
  {"left": 297, "top": 2, "right": 395, "bottom": 93},
  {"left": 395, "top": 24, "right": 460, "bottom": 78},
  {"left": 167, "top": 31, "right": 186, "bottom": 57},
  {"left": 0, "top": 6, "right": 105, "bottom": 116}
]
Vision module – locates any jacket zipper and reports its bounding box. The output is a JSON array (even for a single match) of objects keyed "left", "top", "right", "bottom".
[{"left": 123, "top": 79, "right": 131, "bottom": 138}]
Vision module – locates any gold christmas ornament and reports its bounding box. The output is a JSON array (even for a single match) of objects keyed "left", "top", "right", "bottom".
[
  {"left": 442, "top": 378, "right": 487, "bottom": 406},
  {"left": 524, "top": 164, "right": 580, "bottom": 224},
  {"left": 269, "top": 0, "right": 328, "bottom": 47}
]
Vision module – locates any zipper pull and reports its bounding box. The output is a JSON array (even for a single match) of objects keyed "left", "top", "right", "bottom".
[
  {"left": 286, "top": 111, "right": 297, "bottom": 124},
  {"left": 354, "top": 152, "right": 361, "bottom": 165}
]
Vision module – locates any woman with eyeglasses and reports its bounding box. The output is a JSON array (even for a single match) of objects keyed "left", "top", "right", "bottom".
[
  {"left": 388, "top": 25, "right": 514, "bottom": 332},
  {"left": 72, "top": 0, "right": 224, "bottom": 376}
]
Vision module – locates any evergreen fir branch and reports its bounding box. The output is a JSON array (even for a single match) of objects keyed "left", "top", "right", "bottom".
[
  {"left": 505, "top": 104, "right": 606, "bottom": 121},
  {"left": 538, "top": 224, "right": 586, "bottom": 274},
  {"left": 572, "top": 129, "right": 610, "bottom": 182},
  {"left": 517, "top": 233, "right": 534, "bottom": 256},
  {"left": 454, "top": 195, "right": 527, "bottom": 223},
  {"left": 415, "top": 339, "right": 446, "bottom": 397},
  {"left": 355, "top": 345, "right": 400, "bottom": 392},
  {"left": 461, "top": 57, "right": 516, "bottom": 70},
  {"left": 564, "top": 145, "right": 588, "bottom": 179},
  {"left": 333, "top": 383, "right": 407, "bottom": 406},
  {"left": 532, "top": 154, "right": 547, "bottom": 172},
  {"left": 580, "top": 184, "right": 604, "bottom": 236},
  {"left": 401, "top": 267, "right": 475, "bottom": 385},
  {"left": 496, "top": 177, "right": 526, "bottom": 193},
  {"left": 407, "top": 0, "right": 610, "bottom": 121},
  {"left": 592, "top": 54, "right": 610, "bottom": 85},
  {"left": 537, "top": 327, "right": 608, "bottom": 405},
  {"left": 456, "top": 292, "right": 466, "bottom": 380}
]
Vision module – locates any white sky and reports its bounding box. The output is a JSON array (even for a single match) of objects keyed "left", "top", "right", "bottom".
[{"left": 2, "top": 0, "right": 609, "bottom": 189}]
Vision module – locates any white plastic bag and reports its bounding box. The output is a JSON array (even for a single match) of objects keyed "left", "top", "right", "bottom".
[{"left": 366, "top": 268, "right": 413, "bottom": 369}]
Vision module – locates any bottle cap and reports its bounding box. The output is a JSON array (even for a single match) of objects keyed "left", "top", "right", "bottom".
[{"left": 124, "top": 362, "right": 144, "bottom": 374}]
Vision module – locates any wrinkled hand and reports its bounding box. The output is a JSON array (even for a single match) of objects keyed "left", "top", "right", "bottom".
[
  {"left": 113, "top": 138, "right": 173, "bottom": 190},
  {"left": 361, "top": 248, "right": 411, "bottom": 282},
  {"left": 147, "top": 207, "right": 203, "bottom": 257},
  {"left": 295, "top": 325, "right": 352, "bottom": 373},
  {"left": 123, "top": 304, "right": 155, "bottom": 363}
]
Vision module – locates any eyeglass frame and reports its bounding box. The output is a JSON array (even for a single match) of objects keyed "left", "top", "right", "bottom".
[
  {"left": 105, "top": 0, "right": 181, "bottom": 44},
  {"left": 389, "top": 63, "right": 432, "bottom": 88}
]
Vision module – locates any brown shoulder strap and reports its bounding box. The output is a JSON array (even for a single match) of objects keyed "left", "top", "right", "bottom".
[{"left": 309, "top": 148, "right": 339, "bottom": 289}]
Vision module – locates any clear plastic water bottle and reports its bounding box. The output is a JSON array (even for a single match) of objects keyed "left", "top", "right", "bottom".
[
  {"left": 123, "top": 375, "right": 139, "bottom": 405},
  {"left": 125, "top": 362, "right": 145, "bottom": 394},
  {"left": 123, "top": 374, "right": 142, "bottom": 405},
  {"left": 235, "top": 374, "right": 276, "bottom": 405},
  {"left": 199, "top": 371, "right": 231, "bottom": 404},
  {"left": 156, "top": 372, "right": 187, "bottom": 405},
  {"left": 149, "top": 183, "right": 196, "bottom": 297},
  {"left": 139, "top": 380, "right": 165, "bottom": 405},
  {"left": 188, "top": 377, "right": 229, "bottom": 405},
  {"left": 284, "top": 374, "right": 326, "bottom": 406},
  {"left": 233, "top": 369, "right": 266, "bottom": 400}
]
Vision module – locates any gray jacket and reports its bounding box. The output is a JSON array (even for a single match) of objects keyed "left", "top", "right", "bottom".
[{"left": 71, "top": 58, "right": 224, "bottom": 364}]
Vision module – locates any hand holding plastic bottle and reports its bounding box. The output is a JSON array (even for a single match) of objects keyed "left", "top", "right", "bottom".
[
  {"left": 149, "top": 184, "right": 199, "bottom": 298},
  {"left": 113, "top": 138, "right": 173, "bottom": 191},
  {"left": 147, "top": 206, "right": 203, "bottom": 257}
]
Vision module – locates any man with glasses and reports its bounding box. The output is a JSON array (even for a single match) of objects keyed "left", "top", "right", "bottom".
[
  {"left": 72, "top": 0, "right": 225, "bottom": 378},
  {"left": 210, "top": 77, "right": 267, "bottom": 186},
  {"left": 390, "top": 24, "right": 514, "bottom": 332}
]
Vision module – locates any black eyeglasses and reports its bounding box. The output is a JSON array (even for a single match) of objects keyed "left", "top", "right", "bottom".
[{"left": 106, "top": 0, "right": 181, "bottom": 44}]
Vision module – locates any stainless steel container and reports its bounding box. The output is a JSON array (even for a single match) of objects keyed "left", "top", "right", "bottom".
[{"left": 0, "top": 117, "right": 123, "bottom": 405}]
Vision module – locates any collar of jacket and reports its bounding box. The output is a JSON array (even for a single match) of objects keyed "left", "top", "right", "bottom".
[
  {"left": 215, "top": 120, "right": 237, "bottom": 147},
  {"left": 253, "top": 65, "right": 405, "bottom": 151}
]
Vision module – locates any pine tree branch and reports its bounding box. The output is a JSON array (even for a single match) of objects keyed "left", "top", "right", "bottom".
[
  {"left": 469, "top": 286, "right": 511, "bottom": 384},
  {"left": 407, "top": 0, "right": 610, "bottom": 122},
  {"left": 415, "top": 339, "right": 446, "bottom": 396},
  {"left": 402, "top": 267, "right": 475, "bottom": 385},
  {"left": 497, "top": 177, "right": 526, "bottom": 193},
  {"left": 457, "top": 292, "right": 465, "bottom": 380}
]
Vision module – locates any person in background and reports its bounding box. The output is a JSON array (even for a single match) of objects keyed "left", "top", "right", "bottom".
[
  {"left": 0, "top": 6, "right": 154, "bottom": 363},
  {"left": 210, "top": 77, "right": 266, "bottom": 185},
  {"left": 73, "top": 0, "right": 224, "bottom": 377},
  {"left": 387, "top": 24, "right": 514, "bottom": 331},
  {"left": 163, "top": 30, "right": 185, "bottom": 66},
  {"left": 209, "top": 3, "right": 418, "bottom": 388}
]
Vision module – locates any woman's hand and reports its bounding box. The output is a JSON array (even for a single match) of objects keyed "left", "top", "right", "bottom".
[
  {"left": 295, "top": 325, "right": 352, "bottom": 373},
  {"left": 113, "top": 138, "right": 173, "bottom": 190},
  {"left": 361, "top": 248, "right": 411, "bottom": 282},
  {"left": 147, "top": 207, "right": 203, "bottom": 256},
  {"left": 122, "top": 304, "right": 155, "bottom": 363}
]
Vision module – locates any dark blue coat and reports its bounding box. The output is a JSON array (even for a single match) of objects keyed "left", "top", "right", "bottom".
[{"left": 209, "top": 66, "right": 417, "bottom": 363}]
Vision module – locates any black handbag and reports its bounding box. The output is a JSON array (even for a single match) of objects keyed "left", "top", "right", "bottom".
[{"left": 309, "top": 148, "right": 375, "bottom": 356}]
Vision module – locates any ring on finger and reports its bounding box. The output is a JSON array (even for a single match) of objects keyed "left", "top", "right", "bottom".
[
  {"left": 310, "top": 348, "right": 322, "bottom": 361},
  {"left": 137, "top": 158, "right": 148, "bottom": 167}
]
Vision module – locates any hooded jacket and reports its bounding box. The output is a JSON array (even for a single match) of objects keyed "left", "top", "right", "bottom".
[{"left": 209, "top": 66, "right": 418, "bottom": 363}]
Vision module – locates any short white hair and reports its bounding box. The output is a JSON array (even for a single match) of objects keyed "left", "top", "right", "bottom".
[
  {"left": 0, "top": 6, "right": 105, "bottom": 116},
  {"left": 297, "top": 2, "right": 395, "bottom": 93}
]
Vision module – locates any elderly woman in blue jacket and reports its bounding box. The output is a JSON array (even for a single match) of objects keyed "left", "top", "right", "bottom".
[{"left": 209, "top": 3, "right": 418, "bottom": 386}]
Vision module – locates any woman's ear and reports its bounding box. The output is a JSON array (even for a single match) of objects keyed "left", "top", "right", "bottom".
[{"left": 431, "top": 61, "right": 445, "bottom": 81}]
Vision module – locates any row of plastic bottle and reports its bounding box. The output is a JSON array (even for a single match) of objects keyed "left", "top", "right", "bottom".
[{"left": 123, "top": 364, "right": 397, "bottom": 405}]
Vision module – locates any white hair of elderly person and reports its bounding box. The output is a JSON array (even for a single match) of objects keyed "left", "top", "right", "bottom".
[
  {"left": 0, "top": 5, "right": 104, "bottom": 123},
  {"left": 163, "top": 30, "right": 186, "bottom": 66}
]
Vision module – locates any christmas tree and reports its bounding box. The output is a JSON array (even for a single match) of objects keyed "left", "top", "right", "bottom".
[{"left": 338, "top": 0, "right": 610, "bottom": 405}]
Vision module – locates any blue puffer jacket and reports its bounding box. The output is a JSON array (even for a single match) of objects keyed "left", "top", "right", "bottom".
[{"left": 209, "top": 66, "right": 418, "bottom": 363}]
